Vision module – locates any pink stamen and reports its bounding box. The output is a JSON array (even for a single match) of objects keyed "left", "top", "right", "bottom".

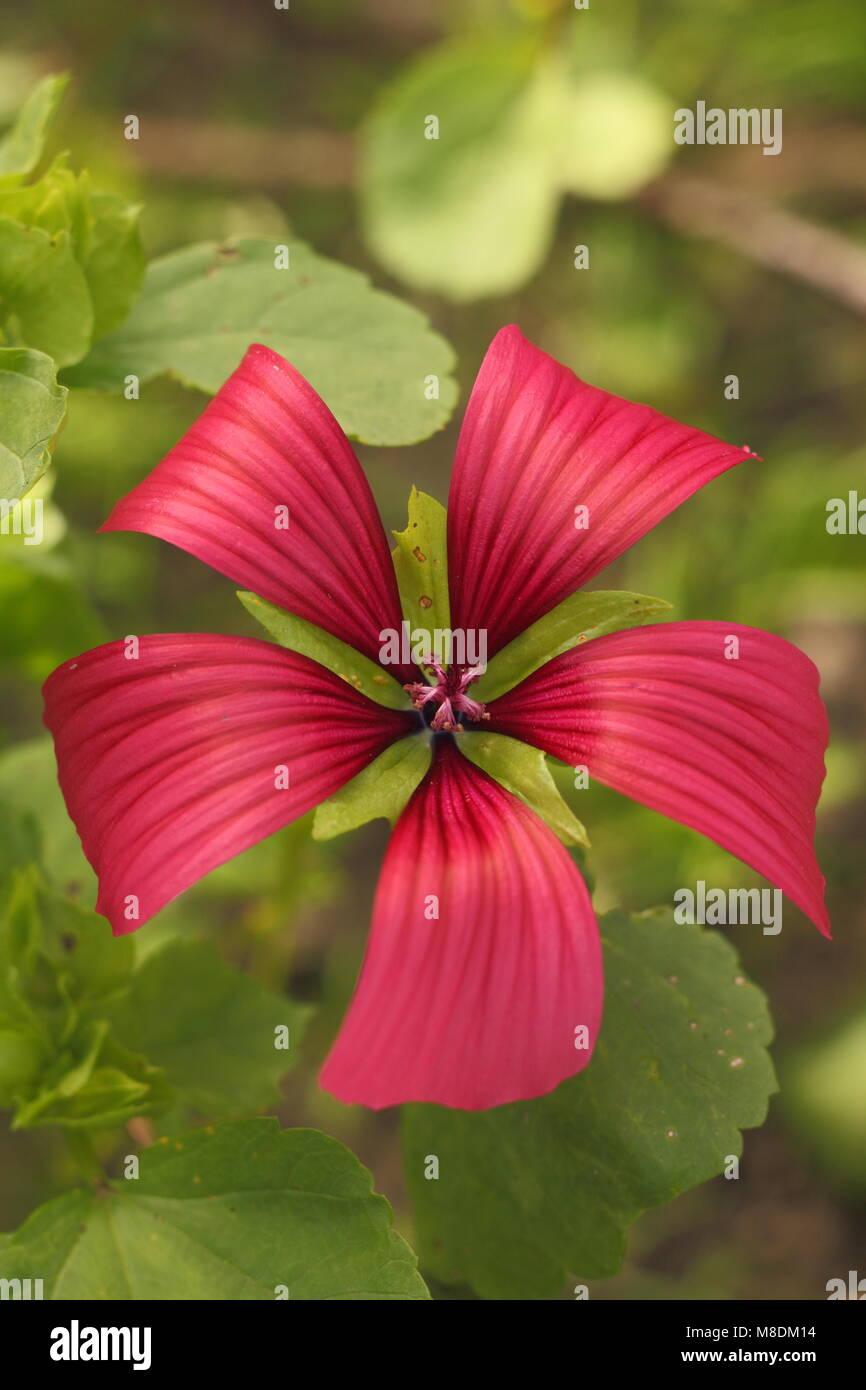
[
  {"left": 430, "top": 697, "right": 457, "bottom": 732},
  {"left": 403, "top": 657, "right": 488, "bottom": 731},
  {"left": 404, "top": 681, "right": 439, "bottom": 710}
]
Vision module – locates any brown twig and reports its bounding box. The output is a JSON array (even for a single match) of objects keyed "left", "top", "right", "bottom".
[
  {"left": 641, "top": 172, "right": 866, "bottom": 316},
  {"left": 131, "top": 117, "right": 866, "bottom": 316},
  {"left": 131, "top": 118, "right": 355, "bottom": 190}
]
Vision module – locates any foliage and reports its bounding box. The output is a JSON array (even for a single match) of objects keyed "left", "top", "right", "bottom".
[{"left": 0, "top": 3, "right": 860, "bottom": 1302}]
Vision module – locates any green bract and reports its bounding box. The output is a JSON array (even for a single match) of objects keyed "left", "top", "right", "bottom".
[
  {"left": 237, "top": 591, "right": 409, "bottom": 710},
  {"left": 390, "top": 486, "right": 450, "bottom": 670},
  {"left": 459, "top": 731, "right": 589, "bottom": 848},
  {"left": 313, "top": 738, "right": 431, "bottom": 841},
  {"left": 473, "top": 588, "right": 672, "bottom": 702}
]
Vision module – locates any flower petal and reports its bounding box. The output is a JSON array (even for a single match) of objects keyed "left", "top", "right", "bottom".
[
  {"left": 320, "top": 739, "right": 602, "bottom": 1109},
  {"left": 448, "top": 325, "right": 758, "bottom": 656},
  {"left": 487, "top": 621, "right": 830, "bottom": 935},
  {"left": 101, "top": 344, "right": 407, "bottom": 671},
  {"left": 43, "top": 635, "right": 415, "bottom": 934}
]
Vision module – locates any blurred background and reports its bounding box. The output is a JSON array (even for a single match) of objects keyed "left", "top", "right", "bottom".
[{"left": 0, "top": 0, "right": 864, "bottom": 1298}]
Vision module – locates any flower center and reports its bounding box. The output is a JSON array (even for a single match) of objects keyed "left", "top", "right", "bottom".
[{"left": 403, "top": 656, "right": 489, "bottom": 733}]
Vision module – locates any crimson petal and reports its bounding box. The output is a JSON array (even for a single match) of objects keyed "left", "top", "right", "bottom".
[
  {"left": 448, "top": 326, "right": 758, "bottom": 657},
  {"left": 488, "top": 621, "right": 829, "bottom": 935},
  {"left": 320, "top": 739, "right": 602, "bottom": 1109},
  {"left": 43, "top": 635, "right": 414, "bottom": 933},
  {"left": 102, "top": 344, "right": 407, "bottom": 671}
]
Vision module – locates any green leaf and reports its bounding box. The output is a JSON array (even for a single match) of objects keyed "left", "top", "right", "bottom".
[
  {"left": 0, "top": 556, "right": 106, "bottom": 681},
  {"left": 0, "top": 158, "right": 145, "bottom": 343},
  {"left": 0, "top": 804, "right": 40, "bottom": 878},
  {"left": 0, "top": 868, "right": 165, "bottom": 1129},
  {"left": 0, "top": 219, "right": 93, "bottom": 366},
  {"left": 360, "top": 39, "right": 675, "bottom": 300},
  {"left": 64, "top": 237, "right": 458, "bottom": 445},
  {"left": 237, "top": 590, "right": 409, "bottom": 710},
  {"left": 0, "top": 74, "right": 68, "bottom": 184},
  {"left": 0, "top": 738, "right": 95, "bottom": 895},
  {"left": 361, "top": 38, "right": 560, "bottom": 301},
  {"left": 550, "top": 67, "right": 673, "bottom": 201},
  {"left": 0, "top": 867, "right": 43, "bottom": 1004},
  {"left": 313, "top": 736, "right": 430, "bottom": 841},
  {"left": 0, "top": 864, "right": 307, "bottom": 1128},
  {"left": 31, "top": 876, "right": 135, "bottom": 1007},
  {"left": 474, "top": 589, "right": 672, "bottom": 702},
  {"left": 108, "top": 939, "right": 310, "bottom": 1118},
  {"left": 390, "top": 487, "right": 450, "bottom": 665},
  {"left": 0, "top": 867, "right": 53, "bottom": 1098},
  {"left": 0, "top": 1028, "right": 44, "bottom": 1103},
  {"left": 12, "top": 1028, "right": 172, "bottom": 1131},
  {"left": 0, "top": 154, "right": 90, "bottom": 242},
  {"left": 403, "top": 906, "right": 776, "bottom": 1299},
  {"left": 0, "top": 868, "right": 133, "bottom": 1029},
  {"left": 458, "top": 732, "right": 589, "bottom": 847},
  {"left": 79, "top": 190, "right": 146, "bottom": 340},
  {"left": 0, "top": 1119, "right": 430, "bottom": 1299},
  {"left": 0, "top": 347, "right": 67, "bottom": 497}
]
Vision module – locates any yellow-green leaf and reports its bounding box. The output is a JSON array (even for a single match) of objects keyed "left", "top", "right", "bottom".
[{"left": 0, "top": 73, "right": 68, "bottom": 184}]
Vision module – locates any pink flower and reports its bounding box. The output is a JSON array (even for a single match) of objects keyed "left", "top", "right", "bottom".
[{"left": 42, "top": 327, "right": 830, "bottom": 1111}]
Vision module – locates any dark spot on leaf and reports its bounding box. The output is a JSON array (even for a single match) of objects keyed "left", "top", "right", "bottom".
[{"left": 418, "top": 595, "right": 433, "bottom": 609}]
